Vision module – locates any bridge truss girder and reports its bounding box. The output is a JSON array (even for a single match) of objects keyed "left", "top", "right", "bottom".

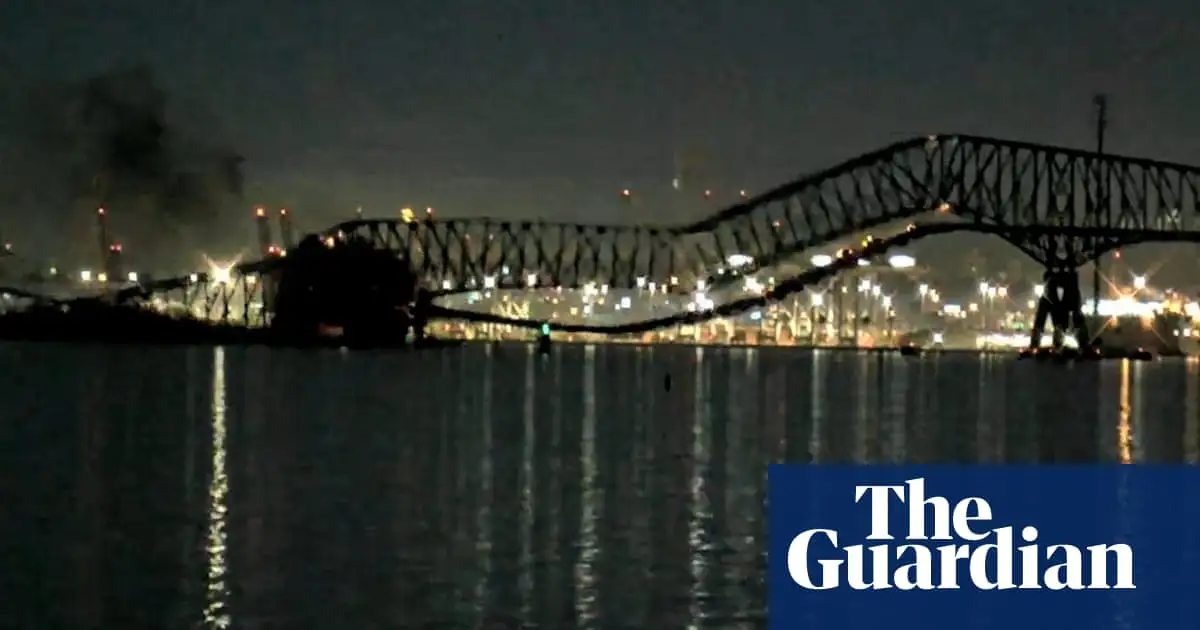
[{"left": 320, "top": 134, "right": 1200, "bottom": 292}]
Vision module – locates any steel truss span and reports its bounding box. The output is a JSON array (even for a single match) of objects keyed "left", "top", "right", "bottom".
[
  {"left": 34, "top": 132, "right": 1200, "bottom": 335},
  {"left": 321, "top": 133, "right": 1200, "bottom": 292}
]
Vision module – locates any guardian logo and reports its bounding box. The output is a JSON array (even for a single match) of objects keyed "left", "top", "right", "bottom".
[
  {"left": 785, "top": 478, "right": 1135, "bottom": 591},
  {"left": 768, "top": 466, "right": 1200, "bottom": 630}
]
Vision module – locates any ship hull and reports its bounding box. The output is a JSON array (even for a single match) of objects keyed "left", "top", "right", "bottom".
[{"left": 1086, "top": 314, "right": 1187, "bottom": 356}]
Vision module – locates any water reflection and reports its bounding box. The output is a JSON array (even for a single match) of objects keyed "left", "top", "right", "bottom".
[
  {"left": 204, "top": 346, "right": 230, "bottom": 628},
  {"left": 4, "top": 344, "right": 1200, "bottom": 628}
]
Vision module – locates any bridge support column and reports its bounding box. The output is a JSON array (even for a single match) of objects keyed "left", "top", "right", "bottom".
[{"left": 1029, "top": 268, "right": 1091, "bottom": 350}]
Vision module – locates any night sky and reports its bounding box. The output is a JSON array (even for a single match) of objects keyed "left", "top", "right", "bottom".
[{"left": 1, "top": 0, "right": 1198, "bottom": 270}]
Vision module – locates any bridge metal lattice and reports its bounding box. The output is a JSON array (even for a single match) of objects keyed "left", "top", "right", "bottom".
[
  {"left": 51, "top": 133, "right": 1200, "bottom": 335},
  {"left": 319, "top": 134, "right": 1200, "bottom": 292}
]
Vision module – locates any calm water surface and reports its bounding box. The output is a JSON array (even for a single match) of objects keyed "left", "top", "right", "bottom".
[{"left": 3, "top": 342, "right": 1198, "bottom": 629}]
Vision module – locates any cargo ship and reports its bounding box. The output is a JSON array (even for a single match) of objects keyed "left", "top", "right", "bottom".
[{"left": 1087, "top": 311, "right": 1190, "bottom": 356}]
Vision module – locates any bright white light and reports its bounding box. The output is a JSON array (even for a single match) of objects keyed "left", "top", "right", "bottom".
[
  {"left": 203, "top": 255, "right": 240, "bottom": 285},
  {"left": 857, "top": 259, "right": 870, "bottom": 267},
  {"left": 636, "top": 276, "right": 646, "bottom": 288},
  {"left": 811, "top": 254, "right": 833, "bottom": 267},
  {"left": 526, "top": 273, "right": 537, "bottom": 287},
  {"left": 127, "top": 271, "right": 138, "bottom": 282},
  {"left": 209, "top": 264, "right": 232, "bottom": 285},
  {"left": 881, "top": 295, "right": 892, "bottom": 308},
  {"left": 619, "top": 296, "right": 631, "bottom": 308},
  {"left": 441, "top": 279, "right": 452, "bottom": 290},
  {"left": 888, "top": 254, "right": 916, "bottom": 269},
  {"left": 810, "top": 293, "right": 824, "bottom": 306},
  {"left": 918, "top": 283, "right": 929, "bottom": 296},
  {"left": 79, "top": 269, "right": 92, "bottom": 282},
  {"left": 727, "top": 254, "right": 754, "bottom": 268},
  {"left": 1033, "top": 284, "right": 1045, "bottom": 297},
  {"left": 979, "top": 281, "right": 990, "bottom": 295},
  {"left": 932, "top": 332, "right": 944, "bottom": 344},
  {"left": 1082, "top": 297, "right": 1162, "bottom": 317},
  {"left": 743, "top": 277, "right": 764, "bottom": 294},
  {"left": 1133, "top": 275, "right": 1146, "bottom": 290},
  {"left": 483, "top": 275, "right": 496, "bottom": 289}
]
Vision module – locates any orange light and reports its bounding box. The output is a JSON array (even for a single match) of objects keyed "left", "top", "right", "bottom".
[
  {"left": 255, "top": 207, "right": 265, "bottom": 217},
  {"left": 621, "top": 188, "right": 631, "bottom": 197},
  {"left": 1114, "top": 250, "right": 1122, "bottom": 259},
  {"left": 425, "top": 207, "right": 433, "bottom": 215},
  {"left": 279, "top": 208, "right": 288, "bottom": 216}
]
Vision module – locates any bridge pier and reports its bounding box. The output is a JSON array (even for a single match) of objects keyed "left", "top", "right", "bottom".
[{"left": 1029, "top": 268, "right": 1091, "bottom": 350}]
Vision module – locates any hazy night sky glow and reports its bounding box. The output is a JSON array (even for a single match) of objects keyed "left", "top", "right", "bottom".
[{"left": 1, "top": 0, "right": 1198, "bottom": 269}]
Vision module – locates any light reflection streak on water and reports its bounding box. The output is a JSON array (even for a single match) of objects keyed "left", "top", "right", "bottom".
[
  {"left": 1130, "top": 361, "right": 1146, "bottom": 462},
  {"left": 1118, "top": 360, "right": 1132, "bottom": 464},
  {"left": 853, "top": 356, "right": 869, "bottom": 463},
  {"left": 1114, "top": 360, "right": 1135, "bottom": 630},
  {"left": 203, "top": 347, "right": 230, "bottom": 629},
  {"left": 1186, "top": 358, "right": 1199, "bottom": 463},
  {"left": 887, "top": 358, "right": 906, "bottom": 462},
  {"left": 977, "top": 358, "right": 990, "bottom": 463},
  {"left": 574, "top": 345, "right": 598, "bottom": 626},
  {"left": 474, "top": 344, "right": 494, "bottom": 622},
  {"left": 688, "top": 347, "right": 711, "bottom": 629},
  {"left": 808, "top": 351, "right": 824, "bottom": 462},
  {"left": 520, "top": 345, "right": 535, "bottom": 621}
]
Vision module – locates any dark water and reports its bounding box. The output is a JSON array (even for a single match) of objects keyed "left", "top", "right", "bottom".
[{"left": 2, "top": 343, "right": 1197, "bottom": 629}]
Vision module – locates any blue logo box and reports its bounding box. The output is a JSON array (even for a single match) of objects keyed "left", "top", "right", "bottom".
[{"left": 767, "top": 466, "right": 1200, "bottom": 629}]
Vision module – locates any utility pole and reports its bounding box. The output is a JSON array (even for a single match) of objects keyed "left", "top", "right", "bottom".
[{"left": 1092, "top": 94, "right": 1108, "bottom": 321}]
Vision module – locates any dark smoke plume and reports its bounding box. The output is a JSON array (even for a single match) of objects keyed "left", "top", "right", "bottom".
[{"left": 4, "top": 66, "right": 244, "bottom": 270}]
